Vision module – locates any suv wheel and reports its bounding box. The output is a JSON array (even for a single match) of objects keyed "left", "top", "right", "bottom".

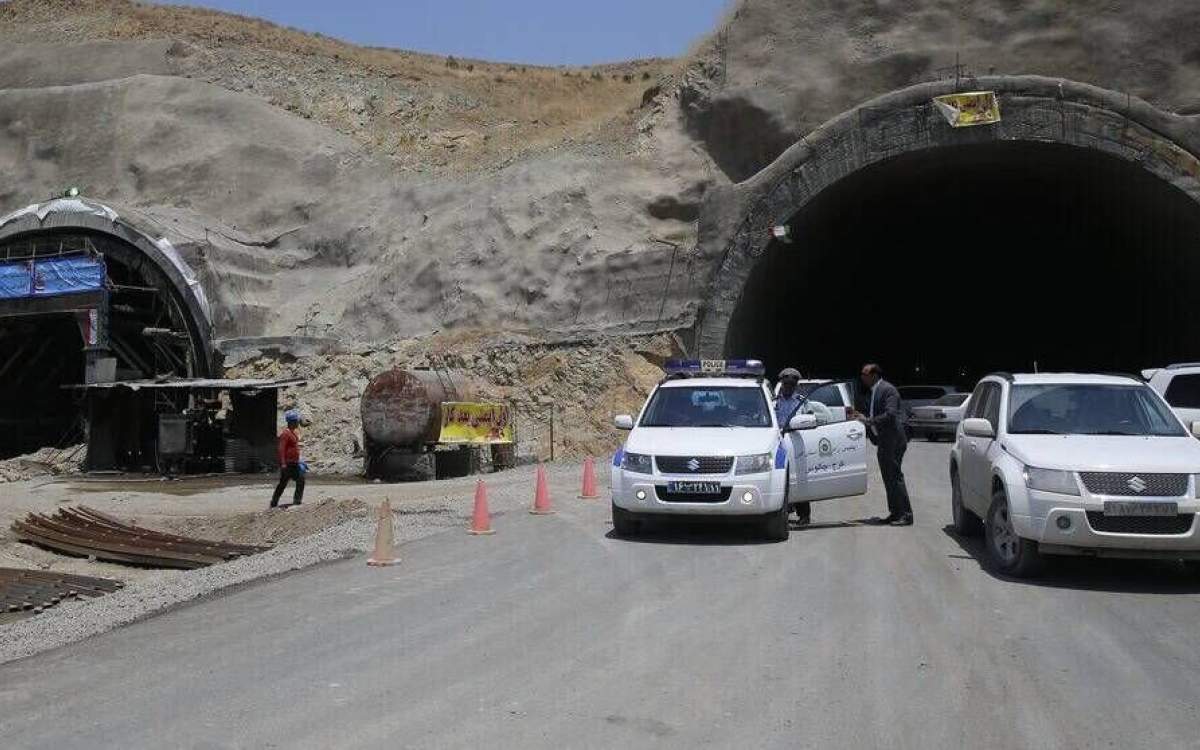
[
  {"left": 762, "top": 501, "right": 790, "bottom": 542},
  {"left": 984, "top": 490, "right": 1043, "bottom": 577},
  {"left": 950, "top": 468, "right": 983, "bottom": 537},
  {"left": 762, "top": 472, "right": 790, "bottom": 542},
  {"left": 612, "top": 503, "right": 641, "bottom": 537}
]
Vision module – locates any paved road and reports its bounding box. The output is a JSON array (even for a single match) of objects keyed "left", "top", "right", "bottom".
[{"left": 4, "top": 443, "right": 1200, "bottom": 749}]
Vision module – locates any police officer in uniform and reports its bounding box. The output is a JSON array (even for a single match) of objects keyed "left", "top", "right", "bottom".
[{"left": 774, "top": 368, "right": 811, "bottom": 526}]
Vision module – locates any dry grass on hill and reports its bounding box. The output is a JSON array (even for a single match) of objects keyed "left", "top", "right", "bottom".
[{"left": 0, "top": 0, "right": 675, "bottom": 173}]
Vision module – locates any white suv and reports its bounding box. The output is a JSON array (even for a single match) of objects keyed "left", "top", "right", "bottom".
[
  {"left": 611, "top": 360, "right": 868, "bottom": 541},
  {"left": 1144, "top": 363, "right": 1200, "bottom": 430},
  {"left": 949, "top": 373, "right": 1200, "bottom": 577}
]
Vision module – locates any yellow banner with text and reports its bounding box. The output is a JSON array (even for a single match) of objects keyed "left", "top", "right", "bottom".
[{"left": 439, "top": 402, "right": 514, "bottom": 444}]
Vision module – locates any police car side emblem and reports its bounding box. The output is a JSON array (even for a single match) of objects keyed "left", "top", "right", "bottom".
[{"left": 818, "top": 438, "right": 833, "bottom": 456}]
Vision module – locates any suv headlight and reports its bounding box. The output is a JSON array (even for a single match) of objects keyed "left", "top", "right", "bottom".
[
  {"left": 735, "top": 453, "right": 773, "bottom": 475},
  {"left": 1023, "top": 466, "right": 1080, "bottom": 496},
  {"left": 621, "top": 452, "right": 653, "bottom": 474}
]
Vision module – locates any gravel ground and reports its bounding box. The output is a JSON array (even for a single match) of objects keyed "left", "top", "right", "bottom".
[{"left": 0, "top": 461, "right": 596, "bottom": 664}]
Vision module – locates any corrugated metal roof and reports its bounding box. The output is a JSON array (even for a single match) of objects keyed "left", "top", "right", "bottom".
[{"left": 67, "top": 377, "right": 306, "bottom": 391}]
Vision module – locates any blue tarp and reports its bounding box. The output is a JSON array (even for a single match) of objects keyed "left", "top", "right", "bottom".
[
  {"left": 0, "top": 260, "right": 30, "bottom": 299},
  {"left": 0, "top": 255, "right": 106, "bottom": 300}
]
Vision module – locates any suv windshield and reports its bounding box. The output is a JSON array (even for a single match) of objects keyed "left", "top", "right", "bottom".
[
  {"left": 1008, "top": 384, "right": 1186, "bottom": 437},
  {"left": 640, "top": 386, "right": 772, "bottom": 428}
]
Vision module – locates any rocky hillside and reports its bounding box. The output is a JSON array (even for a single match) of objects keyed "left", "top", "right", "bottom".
[
  {"left": 0, "top": 0, "right": 719, "bottom": 345},
  {"left": 4, "top": 1, "right": 1200, "bottom": 350},
  {"left": 226, "top": 330, "right": 683, "bottom": 471}
]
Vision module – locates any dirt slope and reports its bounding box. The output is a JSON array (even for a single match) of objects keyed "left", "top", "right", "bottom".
[
  {"left": 0, "top": 1, "right": 718, "bottom": 345},
  {"left": 0, "top": 0, "right": 669, "bottom": 175}
]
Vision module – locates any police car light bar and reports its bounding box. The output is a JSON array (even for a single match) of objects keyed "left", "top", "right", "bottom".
[{"left": 663, "top": 359, "right": 766, "bottom": 377}]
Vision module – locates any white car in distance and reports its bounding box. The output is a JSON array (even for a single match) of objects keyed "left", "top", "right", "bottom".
[
  {"left": 1144, "top": 363, "right": 1200, "bottom": 432},
  {"left": 909, "top": 393, "right": 971, "bottom": 441},
  {"left": 612, "top": 360, "right": 868, "bottom": 541},
  {"left": 949, "top": 372, "right": 1200, "bottom": 577}
]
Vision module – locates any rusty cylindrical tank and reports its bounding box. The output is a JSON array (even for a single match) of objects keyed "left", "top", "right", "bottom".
[{"left": 361, "top": 368, "right": 471, "bottom": 448}]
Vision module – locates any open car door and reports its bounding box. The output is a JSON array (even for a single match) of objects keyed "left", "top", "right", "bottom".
[{"left": 788, "top": 410, "right": 868, "bottom": 501}]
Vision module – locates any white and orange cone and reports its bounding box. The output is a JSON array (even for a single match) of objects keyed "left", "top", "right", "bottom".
[
  {"left": 530, "top": 464, "right": 555, "bottom": 515},
  {"left": 468, "top": 479, "right": 496, "bottom": 535},
  {"left": 367, "top": 498, "right": 399, "bottom": 566}
]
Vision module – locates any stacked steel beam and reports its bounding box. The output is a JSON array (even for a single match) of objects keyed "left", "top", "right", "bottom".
[
  {"left": 0, "top": 568, "right": 123, "bottom": 623},
  {"left": 11, "top": 506, "right": 269, "bottom": 569}
]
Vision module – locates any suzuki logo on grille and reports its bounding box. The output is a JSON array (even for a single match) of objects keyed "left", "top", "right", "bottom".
[
  {"left": 1127, "top": 476, "right": 1148, "bottom": 493},
  {"left": 687, "top": 458, "right": 701, "bottom": 472}
]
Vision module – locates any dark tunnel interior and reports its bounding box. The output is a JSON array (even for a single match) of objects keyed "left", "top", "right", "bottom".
[
  {"left": 726, "top": 141, "right": 1200, "bottom": 391},
  {"left": 0, "top": 315, "right": 84, "bottom": 456}
]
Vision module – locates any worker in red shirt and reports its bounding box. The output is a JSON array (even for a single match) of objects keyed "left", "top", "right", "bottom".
[{"left": 270, "top": 409, "right": 305, "bottom": 509}]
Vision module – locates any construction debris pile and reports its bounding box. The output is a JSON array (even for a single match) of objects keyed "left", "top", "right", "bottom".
[
  {"left": 12, "top": 507, "right": 269, "bottom": 569},
  {"left": 227, "top": 332, "right": 681, "bottom": 473},
  {"left": 0, "top": 568, "right": 123, "bottom": 624},
  {"left": 0, "top": 445, "right": 85, "bottom": 484}
]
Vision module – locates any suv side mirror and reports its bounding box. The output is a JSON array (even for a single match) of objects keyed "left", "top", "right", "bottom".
[
  {"left": 1191, "top": 421, "right": 1200, "bottom": 439},
  {"left": 962, "top": 417, "right": 995, "bottom": 438},
  {"left": 613, "top": 414, "right": 634, "bottom": 431},
  {"left": 787, "top": 413, "right": 819, "bottom": 432}
]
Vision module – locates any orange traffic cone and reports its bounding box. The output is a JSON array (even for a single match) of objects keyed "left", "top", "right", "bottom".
[
  {"left": 367, "top": 498, "right": 399, "bottom": 566},
  {"left": 578, "top": 456, "right": 599, "bottom": 499},
  {"left": 530, "top": 464, "right": 555, "bottom": 515},
  {"left": 468, "top": 479, "right": 496, "bottom": 535}
]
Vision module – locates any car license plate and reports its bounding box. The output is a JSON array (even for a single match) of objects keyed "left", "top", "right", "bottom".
[
  {"left": 1103, "top": 501, "right": 1178, "bottom": 517},
  {"left": 667, "top": 481, "right": 721, "bottom": 494}
]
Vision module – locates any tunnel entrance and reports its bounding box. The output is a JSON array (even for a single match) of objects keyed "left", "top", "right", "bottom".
[
  {"left": 724, "top": 140, "right": 1200, "bottom": 389},
  {"left": 0, "top": 214, "right": 213, "bottom": 461},
  {"left": 0, "top": 314, "right": 84, "bottom": 456}
]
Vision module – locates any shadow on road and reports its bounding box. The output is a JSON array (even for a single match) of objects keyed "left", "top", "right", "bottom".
[
  {"left": 941, "top": 525, "right": 1200, "bottom": 594},
  {"left": 793, "top": 518, "right": 901, "bottom": 531},
  {"left": 604, "top": 521, "right": 776, "bottom": 546},
  {"left": 604, "top": 515, "right": 897, "bottom": 545}
]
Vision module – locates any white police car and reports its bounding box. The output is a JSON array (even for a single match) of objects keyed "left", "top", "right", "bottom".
[{"left": 611, "top": 360, "right": 868, "bottom": 541}]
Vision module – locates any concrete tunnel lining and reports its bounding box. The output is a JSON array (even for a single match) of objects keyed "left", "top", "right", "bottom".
[{"left": 693, "top": 76, "right": 1200, "bottom": 381}]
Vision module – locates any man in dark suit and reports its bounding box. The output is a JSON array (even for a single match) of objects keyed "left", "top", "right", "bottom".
[{"left": 851, "top": 363, "right": 913, "bottom": 526}]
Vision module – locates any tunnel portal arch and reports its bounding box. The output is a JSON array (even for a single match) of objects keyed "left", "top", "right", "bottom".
[
  {"left": 694, "top": 76, "right": 1200, "bottom": 380},
  {"left": 0, "top": 198, "right": 215, "bottom": 457}
]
